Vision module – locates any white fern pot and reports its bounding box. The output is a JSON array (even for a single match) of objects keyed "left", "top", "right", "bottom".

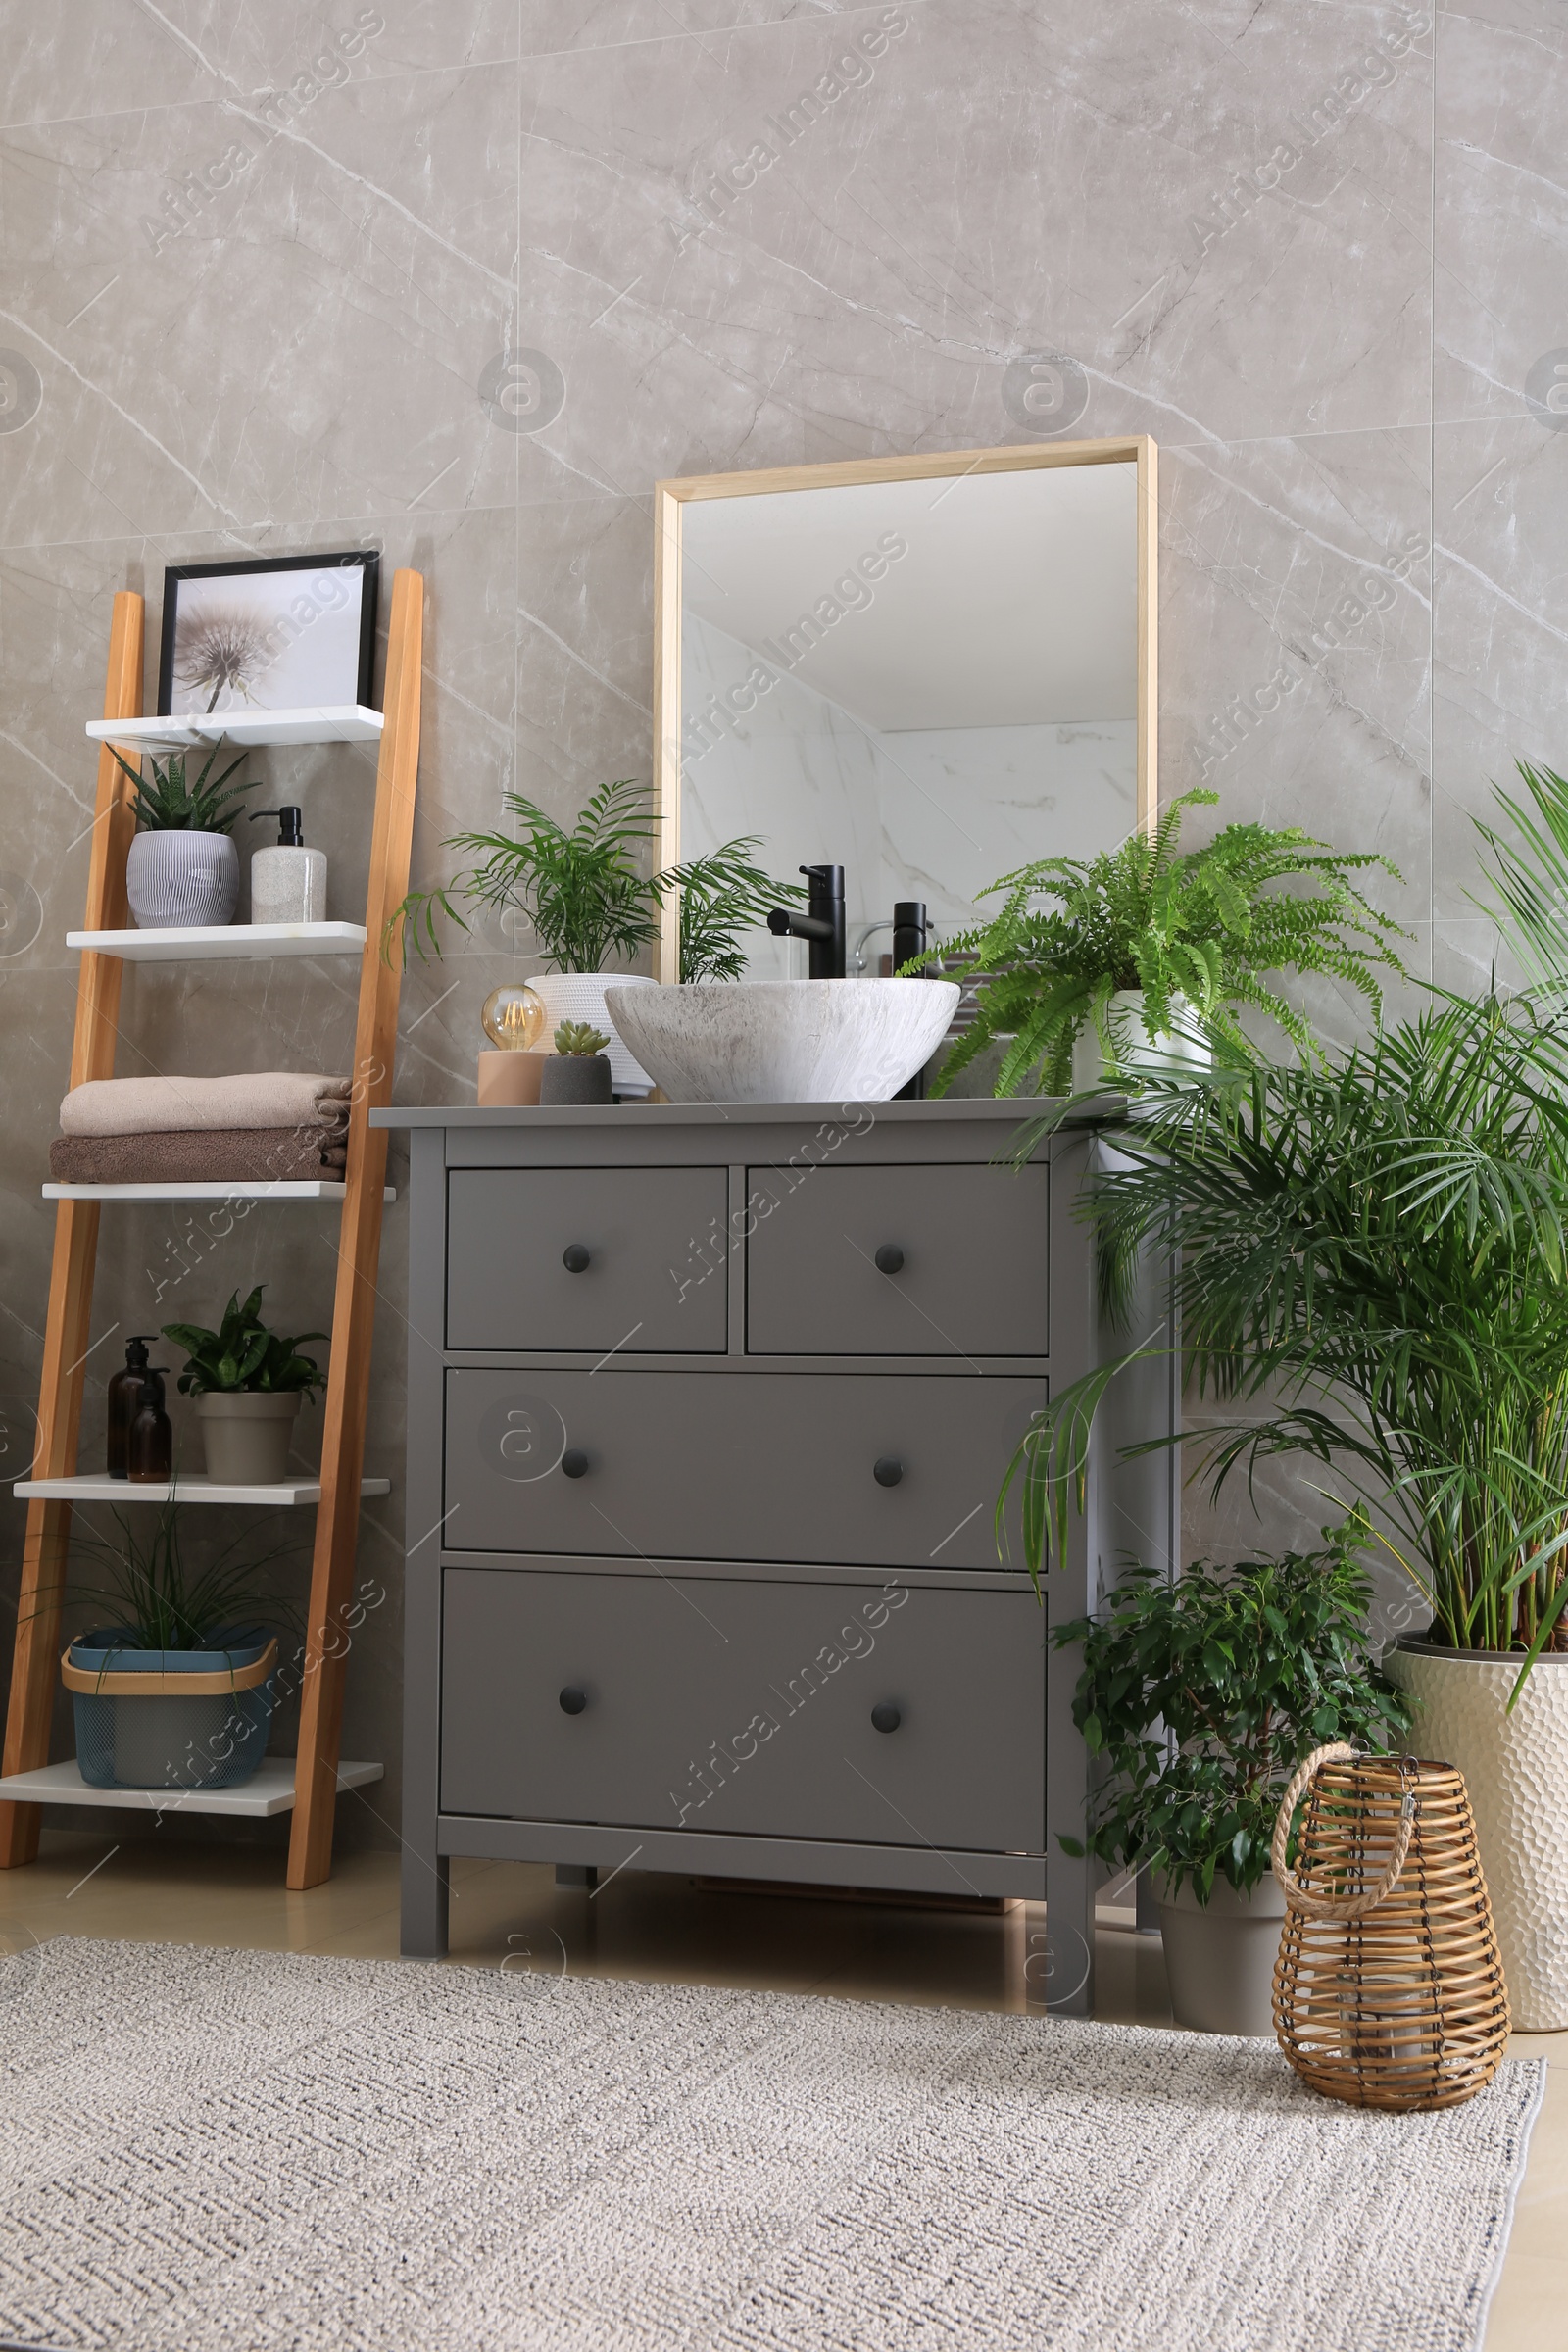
[
  {"left": 1386, "top": 1639, "right": 1568, "bottom": 2029},
  {"left": 126, "top": 829, "right": 239, "bottom": 928},
  {"left": 1070, "top": 988, "right": 1210, "bottom": 1093},
  {"left": 531, "top": 972, "right": 656, "bottom": 1098}
]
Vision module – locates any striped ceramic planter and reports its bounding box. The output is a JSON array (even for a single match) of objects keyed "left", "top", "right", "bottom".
[{"left": 125, "top": 829, "right": 240, "bottom": 928}]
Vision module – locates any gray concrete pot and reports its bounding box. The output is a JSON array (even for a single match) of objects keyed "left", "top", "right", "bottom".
[
  {"left": 1155, "top": 1870, "right": 1287, "bottom": 2035},
  {"left": 195, "top": 1391, "right": 301, "bottom": 1484},
  {"left": 126, "top": 828, "right": 239, "bottom": 927},
  {"left": 539, "top": 1054, "right": 613, "bottom": 1106}
]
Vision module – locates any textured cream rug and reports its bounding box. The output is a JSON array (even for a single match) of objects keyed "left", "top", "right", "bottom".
[{"left": 0, "top": 1938, "right": 1544, "bottom": 2352}]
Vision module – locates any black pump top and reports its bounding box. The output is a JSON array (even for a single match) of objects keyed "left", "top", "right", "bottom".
[
  {"left": 135, "top": 1369, "right": 171, "bottom": 1408},
  {"left": 250, "top": 806, "right": 305, "bottom": 846},
  {"left": 123, "top": 1335, "right": 157, "bottom": 1372}
]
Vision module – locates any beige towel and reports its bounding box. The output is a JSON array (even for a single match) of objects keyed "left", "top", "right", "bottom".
[
  {"left": 60, "top": 1073, "right": 351, "bottom": 1138},
  {"left": 50, "top": 1128, "right": 347, "bottom": 1185}
]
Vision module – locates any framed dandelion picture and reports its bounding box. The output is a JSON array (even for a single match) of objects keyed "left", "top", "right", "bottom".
[{"left": 157, "top": 551, "right": 379, "bottom": 718}]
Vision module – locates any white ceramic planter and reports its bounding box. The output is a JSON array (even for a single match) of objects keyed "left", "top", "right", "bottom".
[
  {"left": 195, "top": 1392, "right": 302, "bottom": 1485},
  {"left": 126, "top": 829, "right": 240, "bottom": 928},
  {"left": 1070, "top": 988, "right": 1209, "bottom": 1093},
  {"left": 1155, "top": 1870, "right": 1287, "bottom": 2035},
  {"left": 1386, "top": 1639, "right": 1568, "bottom": 2030},
  {"left": 531, "top": 972, "right": 656, "bottom": 1098}
]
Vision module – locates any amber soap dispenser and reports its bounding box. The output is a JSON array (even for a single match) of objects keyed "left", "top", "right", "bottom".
[
  {"left": 106, "top": 1335, "right": 160, "bottom": 1479},
  {"left": 125, "top": 1368, "right": 173, "bottom": 1484}
]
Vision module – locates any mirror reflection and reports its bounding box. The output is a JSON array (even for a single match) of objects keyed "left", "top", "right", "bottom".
[{"left": 675, "top": 456, "right": 1143, "bottom": 980}]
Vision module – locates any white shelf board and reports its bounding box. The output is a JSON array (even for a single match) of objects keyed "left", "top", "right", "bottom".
[
  {"left": 86, "top": 705, "right": 383, "bottom": 752},
  {"left": 14, "top": 1473, "right": 391, "bottom": 1505},
  {"left": 68, "top": 922, "right": 367, "bottom": 963},
  {"left": 43, "top": 1181, "right": 394, "bottom": 1202},
  {"left": 0, "top": 1757, "right": 383, "bottom": 1818}
]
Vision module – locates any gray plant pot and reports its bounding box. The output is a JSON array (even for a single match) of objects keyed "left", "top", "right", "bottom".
[
  {"left": 126, "top": 829, "right": 239, "bottom": 928},
  {"left": 539, "top": 1054, "right": 613, "bottom": 1106},
  {"left": 1155, "top": 1870, "right": 1288, "bottom": 2035},
  {"left": 195, "top": 1391, "right": 302, "bottom": 1484}
]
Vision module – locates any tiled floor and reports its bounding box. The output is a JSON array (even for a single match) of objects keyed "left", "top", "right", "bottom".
[{"left": 2, "top": 1829, "right": 1563, "bottom": 2349}]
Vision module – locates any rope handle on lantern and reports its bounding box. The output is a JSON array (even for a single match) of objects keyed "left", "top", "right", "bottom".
[{"left": 1270, "top": 1741, "right": 1418, "bottom": 1922}]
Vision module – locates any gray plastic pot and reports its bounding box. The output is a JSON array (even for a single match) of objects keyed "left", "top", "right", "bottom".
[
  {"left": 126, "top": 829, "right": 239, "bottom": 927},
  {"left": 195, "top": 1391, "right": 302, "bottom": 1484},
  {"left": 539, "top": 1054, "right": 613, "bottom": 1106},
  {"left": 1154, "top": 1870, "right": 1288, "bottom": 2035}
]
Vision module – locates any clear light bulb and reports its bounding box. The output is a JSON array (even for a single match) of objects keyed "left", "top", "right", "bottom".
[{"left": 481, "top": 982, "right": 545, "bottom": 1052}]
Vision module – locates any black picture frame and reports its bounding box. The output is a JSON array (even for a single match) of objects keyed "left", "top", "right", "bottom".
[{"left": 157, "top": 550, "right": 380, "bottom": 717}]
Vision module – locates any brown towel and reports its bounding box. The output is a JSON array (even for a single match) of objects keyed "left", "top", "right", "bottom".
[
  {"left": 60, "top": 1073, "right": 352, "bottom": 1137},
  {"left": 50, "top": 1127, "right": 347, "bottom": 1186}
]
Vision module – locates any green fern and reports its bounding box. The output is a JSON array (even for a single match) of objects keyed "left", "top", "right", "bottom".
[{"left": 922, "top": 789, "right": 1408, "bottom": 1097}]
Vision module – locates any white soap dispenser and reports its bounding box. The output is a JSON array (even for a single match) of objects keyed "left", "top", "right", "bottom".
[{"left": 248, "top": 806, "right": 326, "bottom": 925}]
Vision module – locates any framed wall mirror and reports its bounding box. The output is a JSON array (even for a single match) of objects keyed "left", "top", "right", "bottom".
[{"left": 652, "top": 437, "right": 1156, "bottom": 984}]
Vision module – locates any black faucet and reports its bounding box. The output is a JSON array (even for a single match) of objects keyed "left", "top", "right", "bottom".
[
  {"left": 767, "top": 864, "right": 846, "bottom": 978},
  {"left": 893, "top": 901, "right": 930, "bottom": 1099}
]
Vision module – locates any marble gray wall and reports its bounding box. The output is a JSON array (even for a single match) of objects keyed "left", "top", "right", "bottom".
[{"left": 0, "top": 1, "right": 1562, "bottom": 1845}]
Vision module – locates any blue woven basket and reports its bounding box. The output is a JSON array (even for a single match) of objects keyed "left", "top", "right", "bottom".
[{"left": 64, "top": 1627, "right": 280, "bottom": 1791}]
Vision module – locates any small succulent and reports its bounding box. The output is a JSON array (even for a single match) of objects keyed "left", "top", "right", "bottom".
[
  {"left": 109, "top": 742, "right": 259, "bottom": 835},
  {"left": 553, "top": 1020, "right": 611, "bottom": 1058}
]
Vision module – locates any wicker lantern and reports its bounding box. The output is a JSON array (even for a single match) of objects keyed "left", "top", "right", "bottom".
[{"left": 1270, "top": 1743, "right": 1510, "bottom": 2111}]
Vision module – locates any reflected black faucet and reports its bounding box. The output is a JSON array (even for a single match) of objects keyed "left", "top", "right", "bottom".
[{"left": 767, "top": 864, "right": 846, "bottom": 978}]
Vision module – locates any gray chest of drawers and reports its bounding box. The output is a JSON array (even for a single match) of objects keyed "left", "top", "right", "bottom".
[{"left": 378, "top": 1099, "right": 1111, "bottom": 2012}]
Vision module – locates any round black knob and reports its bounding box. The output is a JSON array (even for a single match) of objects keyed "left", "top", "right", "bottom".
[
  {"left": 873, "top": 1456, "right": 904, "bottom": 1487},
  {"left": 874, "top": 1244, "right": 905, "bottom": 1275},
  {"left": 871, "top": 1702, "right": 902, "bottom": 1734},
  {"left": 562, "top": 1448, "right": 589, "bottom": 1479},
  {"left": 563, "top": 1244, "right": 591, "bottom": 1273},
  {"left": 559, "top": 1686, "right": 588, "bottom": 1715}
]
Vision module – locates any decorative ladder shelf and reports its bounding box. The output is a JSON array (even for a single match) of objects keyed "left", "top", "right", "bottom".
[{"left": 0, "top": 576, "right": 423, "bottom": 1885}]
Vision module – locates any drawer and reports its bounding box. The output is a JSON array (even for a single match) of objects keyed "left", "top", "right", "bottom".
[
  {"left": 440, "top": 1566, "right": 1045, "bottom": 1851},
  {"left": 745, "top": 1162, "right": 1048, "bottom": 1355},
  {"left": 443, "top": 1367, "right": 1045, "bottom": 1569},
  {"left": 446, "top": 1167, "right": 727, "bottom": 1351}
]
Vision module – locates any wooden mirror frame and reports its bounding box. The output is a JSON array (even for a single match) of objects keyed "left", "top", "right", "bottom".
[{"left": 650, "top": 435, "right": 1157, "bottom": 981}]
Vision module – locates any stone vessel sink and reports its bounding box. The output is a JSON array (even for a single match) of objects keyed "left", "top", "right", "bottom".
[{"left": 602, "top": 980, "right": 961, "bottom": 1105}]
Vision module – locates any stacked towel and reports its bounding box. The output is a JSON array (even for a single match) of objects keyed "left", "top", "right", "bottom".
[{"left": 53, "top": 1074, "right": 352, "bottom": 1187}]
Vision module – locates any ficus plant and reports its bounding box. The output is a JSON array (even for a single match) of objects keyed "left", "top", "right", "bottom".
[
  {"left": 163, "top": 1287, "right": 327, "bottom": 1398},
  {"left": 1054, "top": 1524, "right": 1411, "bottom": 1901},
  {"left": 921, "top": 788, "right": 1407, "bottom": 1097}
]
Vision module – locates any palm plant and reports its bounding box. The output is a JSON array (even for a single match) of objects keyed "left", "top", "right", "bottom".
[
  {"left": 660, "top": 836, "right": 806, "bottom": 983},
  {"left": 387, "top": 780, "right": 803, "bottom": 978},
  {"left": 924, "top": 788, "right": 1407, "bottom": 1096},
  {"left": 108, "top": 742, "right": 256, "bottom": 833},
  {"left": 1002, "top": 999, "right": 1568, "bottom": 1685},
  {"left": 1473, "top": 760, "right": 1568, "bottom": 1011}
]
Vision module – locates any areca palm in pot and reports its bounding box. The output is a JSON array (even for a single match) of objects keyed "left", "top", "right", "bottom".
[
  {"left": 1004, "top": 988, "right": 1568, "bottom": 2025},
  {"left": 1055, "top": 1529, "right": 1409, "bottom": 2034},
  {"left": 108, "top": 741, "right": 258, "bottom": 928},
  {"left": 921, "top": 788, "right": 1406, "bottom": 1097},
  {"left": 387, "top": 782, "right": 804, "bottom": 1096},
  {"left": 164, "top": 1286, "right": 326, "bottom": 1485}
]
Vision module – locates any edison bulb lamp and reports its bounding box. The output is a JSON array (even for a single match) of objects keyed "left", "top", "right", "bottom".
[{"left": 481, "top": 982, "right": 545, "bottom": 1053}]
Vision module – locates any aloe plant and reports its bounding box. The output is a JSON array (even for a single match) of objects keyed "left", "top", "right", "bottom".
[
  {"left": 163, "top": 1287, "right": 326, "bottom": 1398},
  {"left": 108, "top": 742, "right": 257, "bottom": 833}
]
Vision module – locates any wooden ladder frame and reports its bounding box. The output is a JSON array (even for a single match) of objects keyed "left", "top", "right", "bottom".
[{"left": 0, "top": 569, "right": 423, "bottom": 1889}]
